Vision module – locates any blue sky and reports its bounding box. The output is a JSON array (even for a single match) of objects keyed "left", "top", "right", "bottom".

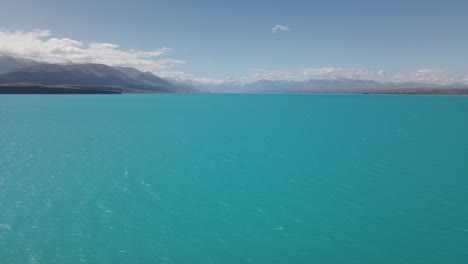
[{"left": 1, "top": 0, "right": 467, "bottom": 84}]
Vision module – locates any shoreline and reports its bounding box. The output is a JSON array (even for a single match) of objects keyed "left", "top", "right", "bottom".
[{"left": 1, "top": 85, "right": 468, "bottom": 95}]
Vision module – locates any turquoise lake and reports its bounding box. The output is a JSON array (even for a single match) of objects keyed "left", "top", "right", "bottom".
[{"left": 0, "top": 94, "right": 467, "bottom": 263}]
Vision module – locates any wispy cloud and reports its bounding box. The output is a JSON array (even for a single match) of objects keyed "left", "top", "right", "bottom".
[
  {"left": 0, "top": 29, "right": 185, "bottom": 71},
  {"left": 272, "top": 25, "right": 290, "bottom": 33},
  {"left": 248, "top": 68, "right": 468, "bottom": 85}
]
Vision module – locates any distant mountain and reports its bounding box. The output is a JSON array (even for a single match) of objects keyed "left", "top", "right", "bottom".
[
  {"left": 0, "top": 55, "right": 41, "bottom": 73},
  {"left": 1, "top": 56, "right": 467, "bottom": 94},
  {"left": 137, "top": 71, "right": 172, "bottom": 86},
  {"left": 185, "top": 78, "right": 468, "bottom": 94},
  {"left": 291, "top": 78, "right": 468, "bottom": 93},
  {"left": 0, "top": 61, "right": 193, "bottom": 93},
  {"left": 113, "top": 67, "right": 196, "bottom": 92},
  {"left": 0, "top": 63, "right": 139, "bottom": 86},
  {"left": 113, "top": 66, "right": 143, "bottom": 79},
  {"left": 239, "top": 80, "right": 300, "bottom": 93}
]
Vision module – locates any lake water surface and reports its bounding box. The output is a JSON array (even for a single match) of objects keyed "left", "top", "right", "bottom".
[{"left": 1, "top": 94, "right": 467, "bottom": 263}]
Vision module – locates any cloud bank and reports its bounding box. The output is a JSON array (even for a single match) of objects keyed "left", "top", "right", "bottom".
[
  {"left": 249, "top": 68, "right": 468, "bottom": 85},
  {"left": 0, "top": 29, "right": 184, "bottom": 71},
  {"left": 160, "top": 68, "right": 468, "bottom": 86},
  {"left": 272, "top": 25, "right": 290, "bottom": 33},
  {"left": 1, "top": 29, "right": 467, "bottom": 85}
]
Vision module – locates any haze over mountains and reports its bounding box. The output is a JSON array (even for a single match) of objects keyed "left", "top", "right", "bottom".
[
  {"left": 196, "top": 79, "right": 468, "bottom": 94},
  {"left": 1, "top": 55, "right": 467, "bottom": 94}
]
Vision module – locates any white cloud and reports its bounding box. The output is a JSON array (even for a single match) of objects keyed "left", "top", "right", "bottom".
[
  {"left": 272, "top": 25, "right": 290, "bottom": 33},
  {"left": 247, "top": 67, "right": 468, "bottom": 85},
  {"left": 0, "top": 29, "right": 185, "bottom": 71},
  {"left": 1, "top": 30, "right": 467, "bottom": 86}
]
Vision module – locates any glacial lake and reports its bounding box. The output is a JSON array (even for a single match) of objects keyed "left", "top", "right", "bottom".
[{"left": 1, "top": 94, "right": 467, "bottom": 263}]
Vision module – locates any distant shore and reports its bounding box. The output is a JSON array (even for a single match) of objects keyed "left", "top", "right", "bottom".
[
  {"left": 0, "top": 85, "right": 164, "bottom": 94},
  {"left": 1, "top": 84, "right": 468, "bottom": 95},
  {"left": 290, "top": 88, "right": 468, "bottom": 95}
]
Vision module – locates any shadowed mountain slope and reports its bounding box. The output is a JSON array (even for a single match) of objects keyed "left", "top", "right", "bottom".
[{"left": 0, "top": 55, "right": 41, "bottom": 73}]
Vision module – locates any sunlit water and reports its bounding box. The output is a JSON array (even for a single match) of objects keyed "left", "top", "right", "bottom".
[{"left": 1, "top": 94, "right": 467, "bottom": 263}]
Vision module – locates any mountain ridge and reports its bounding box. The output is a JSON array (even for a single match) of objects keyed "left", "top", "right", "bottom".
[
  {"left": 0, "top": 56, "right": 467, "bottom": 94},
  {"left": 0, "top": 59, "right": 194, "bottom": 93},
  {"left": 182, "top": 78, "right": 468, "bottom": 94},
  {"left": 0, "top": 55, "right": 42, "bottom": 73}
]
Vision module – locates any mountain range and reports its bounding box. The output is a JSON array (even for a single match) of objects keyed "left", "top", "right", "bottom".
[
  {"left": 1, "top": 55, "right": 467, "bottom": 94},
  {"left": 199, "top": 79, "right": 468, "bottom": 94},
  {"left": 171, "top": 76, "right": 468, "bottom": 95},
  {"left": 0, "top": 56, "right": 192, "bottom": 94}
]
